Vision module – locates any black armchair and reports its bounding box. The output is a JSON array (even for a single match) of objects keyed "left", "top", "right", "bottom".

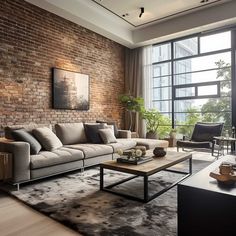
[{"left": 177, "top": 122, "right": 224, "bottom": 155}]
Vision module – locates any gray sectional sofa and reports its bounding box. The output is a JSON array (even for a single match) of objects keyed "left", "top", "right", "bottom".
[{"left": 0, "top": 123, "right": 168, "bottom": 189}]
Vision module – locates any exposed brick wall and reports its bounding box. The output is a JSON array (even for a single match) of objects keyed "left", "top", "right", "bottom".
[{"left": 0, "top": 0, "right": 125, "bottom": 130}]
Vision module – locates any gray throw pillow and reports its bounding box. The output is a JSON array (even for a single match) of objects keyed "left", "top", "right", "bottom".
[
  {"left": 96, "top": 120, "right": 119, "bottom": 137},
  {"left": 33, "top": 127, "right": 63, "bottom": 151},
  {"left": 11, "top": 129, "right": 42, "bottom": 155},
  {"left": 99, "top": 129, "right": 117, "bottom": 144}
]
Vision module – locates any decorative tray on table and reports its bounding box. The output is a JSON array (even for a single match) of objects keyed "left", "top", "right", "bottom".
[{"left": 117, "top": 156, "right": 153, "bottom": 165}]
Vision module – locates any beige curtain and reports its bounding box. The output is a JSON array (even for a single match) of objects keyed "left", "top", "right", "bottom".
[{"left": 124, "top": 47, "right": 144, "bottom": 137}]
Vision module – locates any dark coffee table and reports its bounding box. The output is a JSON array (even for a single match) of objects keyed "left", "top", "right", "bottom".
[{"left": 100, "top": 151, "right": 192, "bottom": 202}]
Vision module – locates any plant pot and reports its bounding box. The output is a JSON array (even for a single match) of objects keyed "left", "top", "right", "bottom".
[
  {"left": 169, "top": 132, "right": 176, "bottom": 139},
  {"left": 146, "top": 131, "right": 158, "bottom": 139}
]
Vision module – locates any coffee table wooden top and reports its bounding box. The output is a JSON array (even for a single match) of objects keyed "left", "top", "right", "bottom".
[{"left": 101, "top": 151, "right": 192, "bottom": 176}]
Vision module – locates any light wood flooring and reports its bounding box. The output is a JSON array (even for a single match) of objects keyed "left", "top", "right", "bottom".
[{"left": 0, "top": 192, "right": 81, "bottom": 236}]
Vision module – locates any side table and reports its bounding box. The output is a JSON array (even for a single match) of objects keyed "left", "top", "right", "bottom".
[
  {"left": 213, "top": 136, "right": 236, "bottom": 157},
  {"left": 0, "top": 152, "right": 12, "bottom": 181}
]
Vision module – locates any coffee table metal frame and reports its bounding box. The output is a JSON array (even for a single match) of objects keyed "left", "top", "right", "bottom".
[{"left": 100, "top": 154, "right": 192, "bottom": 203}]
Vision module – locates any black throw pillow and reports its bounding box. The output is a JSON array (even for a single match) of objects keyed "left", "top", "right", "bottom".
[
  {"left": 96, "top": 120, "right": 119, "bottom": 138},
  {"left": 11, "top": 129, "right": 42, "bottom": 155},
  {"left": 84, "top": 123, "right": 105, "bottom": 144}
]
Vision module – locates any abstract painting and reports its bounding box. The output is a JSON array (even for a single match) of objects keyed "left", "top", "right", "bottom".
[{"left": 52, "top": 68, "right": 89, "bottom": 110}]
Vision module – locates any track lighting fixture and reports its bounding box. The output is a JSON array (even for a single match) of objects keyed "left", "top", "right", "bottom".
[{"left": 139, "top": 7, "right": 144, "bottom": 18}]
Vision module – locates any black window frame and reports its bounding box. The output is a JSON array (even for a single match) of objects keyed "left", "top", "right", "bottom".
[{"left": 151, "top": 27, "right": 236, "bottom": 130}]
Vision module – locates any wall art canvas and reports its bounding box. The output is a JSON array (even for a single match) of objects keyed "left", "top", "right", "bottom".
[{"left": 52, "top": 68, "right": 89, "bottom": 110}]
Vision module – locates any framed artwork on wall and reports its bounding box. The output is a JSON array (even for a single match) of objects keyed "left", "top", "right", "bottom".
[{"left": 52, "top": 68, "right": 89, "bottom": 110}]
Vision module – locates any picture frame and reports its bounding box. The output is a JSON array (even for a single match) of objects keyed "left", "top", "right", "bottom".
[{"left": 52, "top": 68, "right": 89, "bottom": 110}]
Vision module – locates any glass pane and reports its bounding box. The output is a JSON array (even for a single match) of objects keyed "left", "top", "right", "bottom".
[
  {"left": 200, "top": 31, "right": 231, "bottom": 53},
  {"left": 174, "top": 37, "right": 198, "bottom": 59},
  {"left": 153, "top": 101, "right": 172, "bottom": 112},
  {"left": 174, "top": 67, "right": 231, "bottom": 85},
  {"left": 159, "top": 112, "right": 172, "bottom": 120},
  {"left": 153, "top": 87, "right": 171, "bottom": 100},
  {"left": 176, "top": 125, "right": 195, "bottom": 138},
  {"left": 175, "top": 87, "right": 195, "bottom": 98},
  {"left": 174, "top": 52, "right": 231, "bottom": 74},
  {"left": 153, "top": 43, "right": 171, "bottom": 63},
  {"left": 221, "top": 80, "right": 231, "bottom": 96},
  {"left": 153, "top": 62, "right": 171, "bottom": 77},
  {"left": 175, "top": 112, "right": 231, "bottom": 128},
  {"left": 175, "top": 97, "right": 231, "bottom": 113},
  {"left": 197, "top": 85, "right": 218, "bottom": 96},
  {"left": 153, "top": 76, "right": 171, "bottom": 87},
  {"left": 175, "top": 113, "right": 202, "bottom": 125}
]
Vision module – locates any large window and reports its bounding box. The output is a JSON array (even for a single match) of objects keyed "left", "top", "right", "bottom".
[{"left": 151, "top": 30, "right": 232, "bottom": 137}]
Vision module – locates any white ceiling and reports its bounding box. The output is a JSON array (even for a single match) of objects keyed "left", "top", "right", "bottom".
[
  {"left": 26, "top": 0, "right": 236, "bottom": 48},
  {"left": 92, "top": 0, "right": 225, "bottom": 27}
]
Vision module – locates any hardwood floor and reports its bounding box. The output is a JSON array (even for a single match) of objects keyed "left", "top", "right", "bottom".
[{"left": 0, "top": 192, "right": 81, "bottom": 236}]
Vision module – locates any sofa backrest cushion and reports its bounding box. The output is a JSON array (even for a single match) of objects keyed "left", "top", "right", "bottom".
[
  {"left": 55, "top": 123, "right": 87, "bottom": 145},
  {"left": 11, "top": 129, "right": 42, "bottom": 155},
  {"left": 33, "top": 127, "right": 63, "bottom": 151},
  {"left": 5, "top": 123, "right": 52, "bottom": 140},
  {"left": 84, "top": 123, "right": 106, "bottom": 144}
]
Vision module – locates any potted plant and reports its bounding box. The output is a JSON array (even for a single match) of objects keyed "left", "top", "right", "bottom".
[
  {"left": 141, "top": 109, "right": 162, "bottom": 139},
  {"left": 118, "top": 94, "right": 144, "bottom": 130},
  {"left": 169, "top": 128, "right": 177, "bottom": 139}
]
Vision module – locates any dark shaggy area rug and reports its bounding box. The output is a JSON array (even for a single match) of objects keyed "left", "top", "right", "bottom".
[{"left": 7, "top": 159, "right": 210, "bottom": 236}]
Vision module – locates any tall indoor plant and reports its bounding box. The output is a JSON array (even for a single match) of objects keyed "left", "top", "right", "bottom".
[{"left": 118, "top": 94, "right": 144, "bottom": 130}]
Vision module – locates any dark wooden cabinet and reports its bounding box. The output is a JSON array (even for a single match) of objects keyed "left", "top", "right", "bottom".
[
  {"left": 178, "top": 156, "right": 236, "bottom": 236},
  {"left": 0, "top": 152, "right": 12, "bottom": 181}
]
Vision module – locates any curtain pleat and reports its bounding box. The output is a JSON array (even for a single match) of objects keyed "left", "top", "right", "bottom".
[{"left": 124, "top": 46, "right": 153, "bottom": 138}]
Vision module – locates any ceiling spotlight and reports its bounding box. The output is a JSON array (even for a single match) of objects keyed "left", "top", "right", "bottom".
[
  {"left": 139, "top": 7, "right": 144, "bottom": 18},
  {"left": 122, "top": 13, "right": 129, "bottom": 17}
]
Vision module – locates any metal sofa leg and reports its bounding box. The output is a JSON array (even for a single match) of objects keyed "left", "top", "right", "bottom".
[{"left": 16, "top": 183, "right": 20, "bottom": 191}]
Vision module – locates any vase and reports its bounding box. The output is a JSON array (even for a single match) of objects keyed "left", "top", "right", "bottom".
[
  {"left": 169, "top": 132, "right": 176, "bottom": 139},
  {"left": 146, "top": 131, "right": 158, "bottom": 139}
]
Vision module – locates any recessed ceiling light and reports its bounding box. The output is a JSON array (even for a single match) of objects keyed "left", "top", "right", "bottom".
[{"left": 122, "top": 13, "right": 129, "bottom": 17}]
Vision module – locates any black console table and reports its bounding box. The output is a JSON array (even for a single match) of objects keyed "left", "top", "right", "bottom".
[{"left": 178, "top": 156, "right": 236, "bottom": 236}]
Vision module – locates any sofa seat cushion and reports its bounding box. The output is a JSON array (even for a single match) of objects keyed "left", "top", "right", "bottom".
[
  {"left": 65, "top": 144, "right": 113, "bottom": 158},
  {"left": 176, "top": 140, "right": 212, "bottom": 149},
  {"left": 132, "top": 138, "right": 169, "bottom": 149},
  {"left": 108, "top": 138, "right": 137, "bottom": 152},
  {"left": 30, "top": 147, "right": 84, "bottom": 169}
]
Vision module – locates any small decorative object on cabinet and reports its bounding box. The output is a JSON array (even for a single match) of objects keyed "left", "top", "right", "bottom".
[
  {"left": 209, "top": 161, "right": 236, "bottom": 185},
  {"left": 0, "top": 152, "right": 12, "bottom": 181}
]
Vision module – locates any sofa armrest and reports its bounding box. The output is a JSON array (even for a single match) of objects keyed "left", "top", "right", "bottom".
[
  {"left": 117, "top": 130, "right": 131, "bottom": 139},
  {"left": 0, "top": 141, "right": 30, "bottom": 183}
]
